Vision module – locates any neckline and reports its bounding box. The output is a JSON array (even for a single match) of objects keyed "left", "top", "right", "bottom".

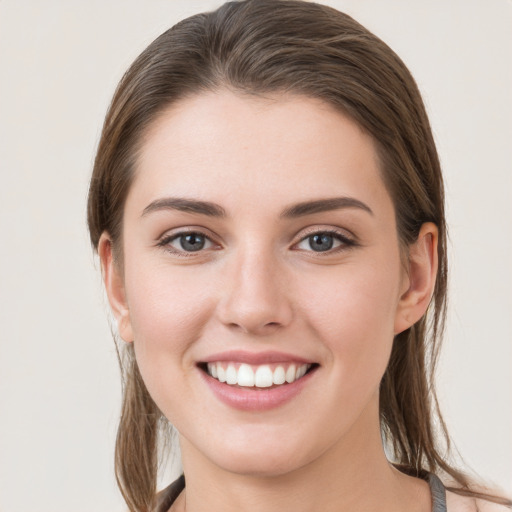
[{"left": 155, "top": 471, "right": 447, "bottom": 512}]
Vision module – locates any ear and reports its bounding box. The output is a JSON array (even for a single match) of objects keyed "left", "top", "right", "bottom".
[
  {"left": 98, "top": 233, "right": 134, "bottom": 343},
  {"left": 394, "top": 222, "right": 439, "bottom": 335}
]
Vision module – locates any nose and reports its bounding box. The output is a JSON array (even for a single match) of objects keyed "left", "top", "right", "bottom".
[{"left": 216, "top": 245, "right": 293, "bottom": 335}]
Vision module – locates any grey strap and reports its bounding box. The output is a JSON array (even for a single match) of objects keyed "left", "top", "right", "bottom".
[
  {"left": 155, "top": 474, "right": 185, "bottom": 512},
  {"left": 427, "top": 472, "right": 448, "bottom": 512}
]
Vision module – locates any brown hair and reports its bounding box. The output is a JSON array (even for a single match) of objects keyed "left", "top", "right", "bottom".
[{"left": 87, "top": 1, "right": 509, "bottom": 511}]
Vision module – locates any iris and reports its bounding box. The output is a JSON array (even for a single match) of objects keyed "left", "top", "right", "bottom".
[
  {"left": 309, "top": 233, "right": 334, "bottom": 252},
  {"left": 180, "top": 233, "right": 206, "bottom": 251}
]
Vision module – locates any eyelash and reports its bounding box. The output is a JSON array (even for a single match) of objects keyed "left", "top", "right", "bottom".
[
  {"left": 157, "top": 231, "right": 217, "bottom": 258},
  {"left": 157, "top": 228, "right": 357, "bottom": 258},
  {"left": 296, "top": 228, "right": 357, "bottom": 254}
]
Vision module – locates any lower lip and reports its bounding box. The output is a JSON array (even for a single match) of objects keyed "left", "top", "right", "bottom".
[{"left": 199, "top": 367, "right": 316, "bottom": 411}]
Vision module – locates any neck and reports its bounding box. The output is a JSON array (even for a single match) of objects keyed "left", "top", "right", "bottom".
[{"left": 175, "top": 396, "right": 430, "bottom": 512}]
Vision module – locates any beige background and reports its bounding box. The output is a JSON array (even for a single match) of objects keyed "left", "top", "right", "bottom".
[{"left": 0, "top": 1, "right": 510, "bottom": 511}]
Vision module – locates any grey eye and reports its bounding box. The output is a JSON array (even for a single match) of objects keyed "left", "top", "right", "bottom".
[
  {"left": 308, "top": 233, "right": 335, "bottom": 252},
  {"left": 295, "top": 231, "right": 351, "bottom": 253},
  {"left": 171, "top": 233, "right": 212, "bottom": 252}
]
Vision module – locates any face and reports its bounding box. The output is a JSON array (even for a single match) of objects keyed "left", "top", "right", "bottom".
[{"left": 103, "top": 90, "right": 434, "bottom": 478}]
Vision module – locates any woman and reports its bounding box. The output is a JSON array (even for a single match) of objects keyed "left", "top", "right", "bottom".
[{"left": 87, "top": 1, "right": 511, "bottom": 511}]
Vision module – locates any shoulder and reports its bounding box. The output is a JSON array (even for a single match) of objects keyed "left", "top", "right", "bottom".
[{"left": 446, "top": 490, "right": 512, "bottom": 512}]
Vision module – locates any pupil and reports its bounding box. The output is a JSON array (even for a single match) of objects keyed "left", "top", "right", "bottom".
[
  {"left": 310, "top": 234, "right": 333, "bottom": 252},
  {"left": 181, "top": 233, "right": 205, "bottom": 252}
]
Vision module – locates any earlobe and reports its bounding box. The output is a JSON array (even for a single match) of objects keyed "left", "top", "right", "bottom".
[
  {"left": 98, "top": 233, "right": 134, "bottom": 343},
  {"left": 394, "top": 222, "right": 438, "bottom": 335}
]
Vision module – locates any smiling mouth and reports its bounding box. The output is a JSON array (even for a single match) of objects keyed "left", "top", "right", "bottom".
[{"left": 199, "top": 362, "right": 317, "bottom": 388}]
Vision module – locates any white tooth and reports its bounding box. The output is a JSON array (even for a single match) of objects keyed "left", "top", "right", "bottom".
[
  {"left": 207, "top": 363, "right": 213, "bottom": 376},
  {"left": 285, "top": 364, "right": 296, "bottom": 383},
  {"left": 211, "top": 363, "right": 218, "bottom": 378},
  {"left": 237, "top": 364, "right": 255, "bottom": 387},
  {"left": 217, "top": 365, "right": 226, "bottom": 383},
  {"left": 273, "top": 366, "right": 286, "bottom": 385},
  {"left": 255, "top": 365, "right": 273, "bottom": 387},
  {"left": 226, "top": 364, "right": 238, "bottom": 385},
  {"left": 296, "top": 364, "right": 307, "bottom": 379}
]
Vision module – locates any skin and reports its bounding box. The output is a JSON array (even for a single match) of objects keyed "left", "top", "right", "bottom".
[{"left": 100, "top": 90, "right": 440, "bottom": 512}]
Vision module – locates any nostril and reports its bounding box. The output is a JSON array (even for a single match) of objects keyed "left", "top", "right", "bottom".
[
  {"left": 216, "top": 273, "right": 294, "bottom": 334},
  {"left": 226, "top": 320, "right": 283, "bottom": 334}
]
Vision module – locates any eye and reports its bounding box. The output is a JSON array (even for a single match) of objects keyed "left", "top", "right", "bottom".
[
  {"left": 158, "top": 231, "right": 215, "bottom": 254},
  {"left": 295, "top": 230, "right": 355, "bottom": 253}
]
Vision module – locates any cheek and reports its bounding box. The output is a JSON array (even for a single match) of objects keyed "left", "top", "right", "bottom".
[
  {"left": 123, "top": 264, "right": 219, "bottom": 425},
  {"left": 126, "top": 262, "right": 208, "bottom": 344},
  {"left": 296, "top": 258, "right": 401, "bottom": 385},
  {"left": 123, "top": 262, "right": 216, "bottom": 403}
]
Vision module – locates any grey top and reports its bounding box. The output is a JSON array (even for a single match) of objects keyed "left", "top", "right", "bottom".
[{"left": 156, "top": 471, "right": 447, "bottom": 512}]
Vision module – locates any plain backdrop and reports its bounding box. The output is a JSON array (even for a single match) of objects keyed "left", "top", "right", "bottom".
[{"left": 0, "top": 1, "right": 510, "bottom": 511}]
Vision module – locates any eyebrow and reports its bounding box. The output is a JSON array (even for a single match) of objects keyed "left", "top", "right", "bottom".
[
  {"left": 280, "top": 197, "right": 373, "bottom": 218},
  {"left": 142, "top": 197, "right": 227, "bottom": 218},
  {"left": 141, "top": 196, "right": 373, "bottom": 219}
]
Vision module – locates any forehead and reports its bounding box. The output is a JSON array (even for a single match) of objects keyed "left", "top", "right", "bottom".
[{"left": 128, "top": 90, "right": 393, "bottom": 219}]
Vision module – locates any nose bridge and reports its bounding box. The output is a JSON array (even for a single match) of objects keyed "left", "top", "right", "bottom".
[{"left": 217, "top": 239, "right": 292, "bottom": 334}]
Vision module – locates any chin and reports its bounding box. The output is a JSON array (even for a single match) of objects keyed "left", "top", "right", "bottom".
[
  {"left": 195, "top": 429, "right": 318, "bottom": 478},
  {"left": 213, "top": 451, "right": 307, "bottom": 478}
]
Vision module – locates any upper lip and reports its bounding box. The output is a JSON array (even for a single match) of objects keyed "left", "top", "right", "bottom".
[{"left": 200, "top": 350, "right": 315, "bottom": 365}]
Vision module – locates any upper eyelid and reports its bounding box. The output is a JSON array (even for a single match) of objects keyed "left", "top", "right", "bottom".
[
  {"left": 158, "top": 226, "right": 218, "bottom": 243},
  {"left": 293, "top": 230, "right": 356, "bottom": 252},
  {"left": 157, "top": 230, "right": 219, "bottom": 258},
  {"left": 295, "top": 225, "right": 356, "bottom": 243}
]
